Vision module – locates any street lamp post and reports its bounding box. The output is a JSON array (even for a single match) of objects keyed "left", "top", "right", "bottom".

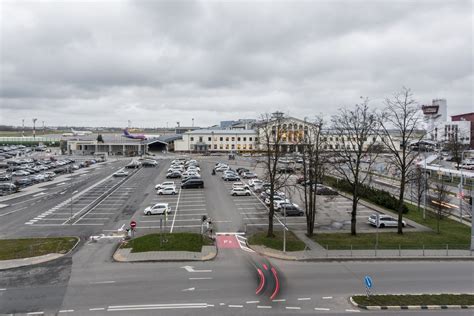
[
  {"left": 283, "top": 206, "right": 287, "bottom": 253},
  {"left": 22, "top": 119, "right": 25, "bottom": 138},
  {"left": 459, "top": 151, "right": 465, "bottom": 223},
  {"left": 32, "top": 118, "right": 37, "bottom": 140},
  {"left": 423, "top": 146, "right": 427, "bottom": 220}
]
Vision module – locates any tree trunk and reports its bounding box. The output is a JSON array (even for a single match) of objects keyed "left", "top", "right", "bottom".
[
  {"left": 397, "top": 173, "right": 406, "bottom": 234},
  {"left": 351, "top": 185, "right": 357, "bottom": 236},
  {"left": 267, "top": 206, "right": 274, "bottom": 237}
]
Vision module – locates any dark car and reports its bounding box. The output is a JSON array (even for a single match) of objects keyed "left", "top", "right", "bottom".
[
  {"left": 141, "top": 160, "right": 158, "bottom": 167},
  {"left": 223, "top": 174, "right": 240, "bottom": 181},
  {"left": 279, "top": 203, "right": 304, "bottom": 216},
  {"left": 0, "top": 174, "right": 11, "bottom": 181},
  {"left": 237, "top": 168, "right": 250, "bottom": 175},
  {"left": 166, "top": 171, "right": 182, "bottom": 179},
  {"left": 14, "top": 178, "right": 32, "bottom": 187},
  {"left": 315, "top": 185, "right": 338, "bottom": 195},
  {"left": 181, "top": 179, "right": 204, "bottom": 189},
  {"left": 0, "top": 183, "right": 18, "bottom": 194},
  {"left": 181, "top": 175, "right": 201, "bottom": 183},
  {"left": 277, "top": 166, "right": 294, "bottom": 174}
]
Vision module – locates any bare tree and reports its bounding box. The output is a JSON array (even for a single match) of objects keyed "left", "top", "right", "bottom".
[
  {"left": 431, "top": 179, "right": 450, "bottom": 234},
  {"left": 256, "top": 113, "right": 291, "bottom": 237},
  {"left": 378, "top": 87, "right": 424, "bottom": 234},
  {"left": 409, "top": 166, "right": 428, "bottom": 214},
  {"left": 331, "top": 99, "right": 379, "bottom": 235},
  {"left": 296, "top": 117, "right": 326, "bottom": 237},
  {"left": 443, "top": 133, "right": 468, "bottom": 170}
]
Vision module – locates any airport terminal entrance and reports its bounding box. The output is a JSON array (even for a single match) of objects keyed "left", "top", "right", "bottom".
[{"left": 147, "top": 140, "right": 167, "bottom": 153}]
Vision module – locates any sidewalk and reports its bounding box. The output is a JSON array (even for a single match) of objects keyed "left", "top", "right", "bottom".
[
  {"left": 113, "top": 245, "right": 217, "bottom": 262},
  {"left": 249, "top": 230, "right": 474, "bottom": 261},
  {"left": 0, "top": 253, "right": 64, "bottom": 270}
]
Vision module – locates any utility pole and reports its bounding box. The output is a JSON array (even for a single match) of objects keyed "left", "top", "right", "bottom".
[
  {"left": 423, "top": 147, "right": 427, "bottom": 220},
  {"left": 459, "top": 151, "right": 465, "bottom": 223},
  {"left": 32, "top": 118, "right": 37, "bottom": 140},
  {"left": 22, "top": 119, "right": 25, "bottom": 137},
  {"left": 283, "top": 206, "right": 287, "bottom": 253},
  {"left": 42, "top": 121, "right": 45, "bottom": 135}
]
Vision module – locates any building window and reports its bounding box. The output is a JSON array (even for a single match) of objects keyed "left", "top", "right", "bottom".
[
  {"left": 214, "top": 144, "right": 217, "bottom": 149},
  {"left": 214, "top": 137, "right": 218, "bottom": 141},
  {"left": 208, "top": 144, "right": 211, "bottom": 149},
  {"left": 329, "top": 137, "right": 333, "bottom": 141},
  {"left": 225, "top": 144, "right": 229, "bottom": 149},
  {"left": 249, "top": 144, "right": 252, "bottom": 149},
  {"left": 243, "top": 144, "right": 247, "bottom": 149},
  {"left": 190, "top": 137, "right": 194, "bottom": 142},
  {"left": 243, "top": 137, "right": 246, "bottom": 141},
  {"left": 199, "top": 136, "right": 203, "bottom": 142},
  {"left": 220, "top": 137, "right": 223, "bottom": 141},
  {"left": 237, "top": 137, "right": 241, "bottom": 141},
  {"left": 226, "top": 137, "right": 229, "bottom": 142},
  {"left": 208, "top": 137, "right": 211, "bottom": 141},
  {"left": 249, "top": 137, "right": 253, "bottom": 141},
  {"left": 231, "top": 144, "right": 235, "bottom": 149},
  {"left": 231, "top": 137, "right": 235, "bottom": 141},
  {"left": 237, "top": 144, "right": 241, "bottom": 150},
  {"left": 219, "top": 144, "right": 223, "bottom": 149}
]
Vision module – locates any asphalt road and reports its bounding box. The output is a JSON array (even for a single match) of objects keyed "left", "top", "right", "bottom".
[{"left": 0, "top": 155, "right": 472, "bottom": 315}]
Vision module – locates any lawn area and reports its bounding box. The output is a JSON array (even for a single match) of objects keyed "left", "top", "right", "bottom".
[
  {"left": 313, "top": 203, "right": 470, "bottom": 250},
  {"left": 0, "top": 237, "right": 78, "bottom": 260},
  {"left": 248, "top": 231, "right": 306, "bottom": 251},
  {"left": 122, "top": 233, "right": 213, "bottom": 253},
  {"left": 353, "top": 294, "right": 474, "bottom": 306}
]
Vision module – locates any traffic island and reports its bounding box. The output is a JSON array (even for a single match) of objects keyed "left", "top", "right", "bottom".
[
  {"left": 350, "top": 294, "right": 474, "bottom": 310},
  {"left": 113, "top": 233, "right": 217, "bottom": 262},
  {"left": 0, "top": 237, "right": 79, "bottom": 270},
  {"left": 247, "top": 231, "right": 307, "bottom": 260}
]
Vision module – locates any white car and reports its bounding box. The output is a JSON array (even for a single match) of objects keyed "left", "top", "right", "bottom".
[
  {"left": 368, "top": 214, "right": 406, "bottom": 228},
  {"left": 113, "top": 170, "right": 128, "bottom": 177},
  {"left": 187, "top": 166, "right": 201, "bottom": 172},
  {"left": 248, "top": 179, "right": 263, "bottom": 187},
  {"left": 215, "top": 166, "right": 229, "bottom": 172},
  {"left": 274, "top": 199, "right": 294, "bottom": 210},
  {"left": 157, "top": 186, "right": 178, "bottom": 195},
  {"left": 155, "top": 181, "right": 175, "bottom": 190},
  {"left": 182, "top": 171, "right": 200, "bottom": 177},
  {"left": 144, "top": 203, "right": 172, "bottom": 215},
  {"left": 265, "top": 195, "right": 289, "bottom": 205},
  {"left": 232, "top": 182, "right": 250, "bottom": 191},
  {"left": 231, "top": 187, "right": 251, "bottom": 196},
  {"left": 12, "top": 170, "right": 30, "bottom": 176}
]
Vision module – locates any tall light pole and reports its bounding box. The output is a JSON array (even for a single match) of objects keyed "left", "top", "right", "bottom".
[
  {"left": 42, "top": 121, "right": 45, "bottom": 135},
  {"left": 22, "top": 119, "right": 25, "bottom": 137},
  {"left": 32, "top": 118, "right": 37, "bottom": 140},
  {"left": 459, "top": 151, "right": 465, "bottom": 223},
  {"left": 283, "top": 206, "right": 287, "bottom": 253}
]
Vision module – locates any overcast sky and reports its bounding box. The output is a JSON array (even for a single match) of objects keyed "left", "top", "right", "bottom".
[{"left": 0, "top": 0, "right": 472, "bottom": 128}]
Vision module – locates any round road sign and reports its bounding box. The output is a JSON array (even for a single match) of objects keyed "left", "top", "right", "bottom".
[{"left": 130, "top": 220, "right": 137, "bottom": 228}]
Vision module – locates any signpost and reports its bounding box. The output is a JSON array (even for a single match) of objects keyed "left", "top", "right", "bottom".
[
  {"left": 375, "top": 214, "right": 379, "bottom": 251},
  {"left": 130, "top": 220, "right": 136, "bottom": 238},
  {"left": 364, "top": 276, "right": 373, "bottom": 298}
]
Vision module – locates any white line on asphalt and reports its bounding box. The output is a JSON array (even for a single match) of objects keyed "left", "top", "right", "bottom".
[
  {"left": 219, "top": 303, "right": 225, "bottom": 306},
  {"left": 27, "top": 312, "right": 44, "bottom": 315},
  {"left": 228, "top": 305, "right": 243, "bottom": 308},
  {"left": 0, "top": 204, "right": 9, "bottom": 208},
  {"left": 33, "top": 192, "right": 47, "bottom": 197},
  {"left": 297, "top": 297, "right": 311, "bottom": 301},
  {"left": 59, "top": 191, "right": 66, "bottom": 195},
  {"left": 322, "top": 296, "right": 333, "bottom": 299},
  {"left": 286, "top": 307, "right": 301, "bottom": 310},
  {"left": 59, "top": 310, "right": 74, "bottom": 313},
  {"left": 345, "top": 309, "right": 360, "bottom": 312},
  {"left": 91, "top": 281, "right": 116, "bottom": 284},
  {"left": 89, "top": 308, "right": 105, "bottom": 311},
  {"left": 246, "top": 301, "right": 259, "bottom": 304},
  {"left": 188, "top": 277, "right": 213, "bottom": 280},
  {"left": 0, "top": 288, "right": 6, "bottom": 291},
  {"left": 315, "top": 307, "right": 330, "bottom": 311},
  {"left": 0, "top": 207, "right": 27, "bottom": 217},
  {"left": 257, "top": 305, "right": 272, "bottom": 309},
  {"left": 170, "top": 184, "right": 182, "bottom": 233},
  {"left": 272, "top": 299, "right": 286, "bottom": 302}
]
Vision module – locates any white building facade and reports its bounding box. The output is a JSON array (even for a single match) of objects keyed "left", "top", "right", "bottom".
[{"left": 174, "top": 129, "right": 258, "bottom": 152}]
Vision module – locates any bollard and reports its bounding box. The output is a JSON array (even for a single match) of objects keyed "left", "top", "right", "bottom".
[{"left": 398, "top": 244, "right": 401, "bottom": 257}]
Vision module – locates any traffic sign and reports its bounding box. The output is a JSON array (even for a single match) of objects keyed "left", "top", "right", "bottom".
[
  {"left": 364, "top": 276, "right": 373, "bottom": 289},
  {"left": 130, "top": 220, "right": 137, "bottom": 228}
]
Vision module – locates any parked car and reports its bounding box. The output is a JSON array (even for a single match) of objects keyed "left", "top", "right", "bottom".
[
  {"left": 157, "top": 186, "right": 177, "bottom": 195},
  {"left": 0, "top": 174, "right": 11, "bottom": 181},
  {"left": 231, "top": 187, "right": 251, "bottom": 196},
  {"left": 279, "top": 203, "right": 304, "bottom": 216},
  {"left": 265, "top": 195, "right": 289, "bottom": 205},
  {"left": 12, "top": 170, "right": 30, "bottom": 176},
  {"left": 15, "top": 178, "right": 32, "bottom": 187},
  {"left": 248, "top": 179, "right": 263, "bottom": 187},
  {"left": 166, "top": 171, "right": 182, "bottom": 179},
  {"left": 236, "top": 168, "right": 250, "bottom": 175},
  {"left": 113, "top": 170, "right": 129, "bottom": 177},
  {"left": 144, "top": 203, "right": 172, "bottom": 216},
  {"left": 242, "top": 172, "right": 257, "bottom": 179},
  {"left": 232, "top": 182, "right": 250, "bottom": 191},
  {"left": 155, "top": 181, "right": 175, "bottom": 190},
  {"left": 223, "top": 174, "right": 240, "bottom": 181},
  {"left": 181, "top": 175, "right": 201, "bottom": 183},
  {"left": 0, "top": 183, "right": 18, "bottom": 193},
  {"left": 368, "top": 214, "right": 406, "bottom": 228},
  {"left": 142, "top": 160, "right": 158, "bottom": 167},
  {"left": 181, "top": 179, "right": 204, "bottom": 189},
  {"left": 315, "top": 185, "right": 338, "bottom": 195}
]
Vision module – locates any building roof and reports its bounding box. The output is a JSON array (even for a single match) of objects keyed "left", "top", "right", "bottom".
[{"left": 186, "top": 129, "right": 257, "bottom": 135}]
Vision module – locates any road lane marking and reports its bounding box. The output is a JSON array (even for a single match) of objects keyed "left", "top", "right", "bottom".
[
  {"left": 322, "top": 296, "right": 333, "bottom": 299},
  {"left": 297, "top": 297, "right": 311, "bottom": 301},
  {"left": 345, "top": 309, "right": 360, "bottom": 312},
  {"left": 27, "top": 313, "right": 44, "bottom": 315},
  {"left": 246, "top": 301, "right": 259, "bottom": 304},
  {"left": 315, "top": 307, "right": 330, "bottom": 311},
  {"left": 170, "top": 185, "right": 182, "bottom": 233},
  {"left": 0, "top": 207, "right": 27, "bottom": 217},
  {"left": 228, "top": 305, "right": 243, "bottom": 308},
  {"left": 272, "top": 299, "right": 286, "bottom": 302},
  {"left": 257, "top": 305, "right": 272, "bottom": 309},
  {"left": 33, "top": 192, "right": 46, "bottom": 197},
  {"left": 0, "top": 288, "right": 6, "bottom": 291},
  {"left": 89, "top": 308, "right": 105, "bottom": 311},
  {"left": 286, "top": 306, "right": 301, "bottom": 310},
  {"left": 91, "top": 281, "right": 115, "bottom": 284},
  {"left": 0, "top": 204, "right": 9, "bottom": 208},
  {"left": 188, "top": 277, "right": 213, "bottom": 280},
  {"left": 59, "top": 310, "right": 74, "bottom": 313}
]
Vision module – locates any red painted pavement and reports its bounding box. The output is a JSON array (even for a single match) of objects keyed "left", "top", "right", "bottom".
[{"left": 216, "top": 235, "right": 240, "bottom": 249}]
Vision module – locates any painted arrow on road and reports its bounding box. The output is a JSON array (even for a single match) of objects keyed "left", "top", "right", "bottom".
[
  {"left": 182, "top": 287, "right": 195, "bottom": 292},
  {"left": 181, "top": 265, "right": 212, "bottom": 273}
]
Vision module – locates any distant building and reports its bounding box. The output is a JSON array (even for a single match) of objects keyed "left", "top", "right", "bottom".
[
  {"left": 174, "top": 129, "right": 257, "bottom": 152},
  {"left": 422, "top": 99, "right": 447, "bottom": 141}
]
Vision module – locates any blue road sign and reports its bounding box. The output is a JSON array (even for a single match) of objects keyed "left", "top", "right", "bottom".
[{"left": 364, "top": 276, "right": 373, "bottom": 288}]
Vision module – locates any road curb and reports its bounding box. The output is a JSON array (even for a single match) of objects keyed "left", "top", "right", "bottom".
[
  {"left": 0, "top": 236, "right": 80, "bottom": 270},
  {"left": 112, "top": 243, "right": 218, "bottom": 262},
  {"left": 247, "top": 244, "right": 299, "bottom": 260},
  {"left": 349, "top": 296, "right": 474, "bottom": 310}
]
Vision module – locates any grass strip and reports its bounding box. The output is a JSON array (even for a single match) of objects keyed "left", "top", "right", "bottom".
[
  {"left": 122, "top": 233, "right": 213, "bottom": 253},
  {"left": 0, "top": 237, "right": 78, "bottom": 260},
  {"left": 353, "top": 294, "right": 474, "bottom": 306},
  {"left": 248, "top": 231, "right": 306, "bottom": 251}
]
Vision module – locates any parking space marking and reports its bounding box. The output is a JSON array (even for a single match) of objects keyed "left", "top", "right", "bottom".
[{"left": 169, "top": 186, "right": 182, "bottom": 233}]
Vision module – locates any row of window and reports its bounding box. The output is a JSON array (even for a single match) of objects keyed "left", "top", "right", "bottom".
[
  {"left": 189, "top": 136, "right": 257, "bottom": 142},
  {"left": 195, "top": 144, "right": 254, "bottom": 150}
]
